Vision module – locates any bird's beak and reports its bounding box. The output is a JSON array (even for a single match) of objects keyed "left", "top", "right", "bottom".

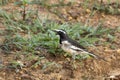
[
  {"left": 52, "top": 29, "right": 58, "bottom": 32},
  {"left": 52, "top": 29, "right": 57, "bottom": 32},
  {"left": 52, "top": 29, "right": 58, "bottom": 34}
]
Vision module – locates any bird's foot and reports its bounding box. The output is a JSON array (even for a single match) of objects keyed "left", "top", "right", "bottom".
[{"left": 70, "top": 59, "right": 77, "bottom": 70}]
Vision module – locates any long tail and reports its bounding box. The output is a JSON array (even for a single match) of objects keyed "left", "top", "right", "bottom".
[
  {"left": 86, "top": 52, "right": 107, "bottom": 61},
  {"left": 80, "top": 49, "right": 107, "bottom": 61},
  {"left": 70, "top": 46, "right": 107, "bottom": 61}
]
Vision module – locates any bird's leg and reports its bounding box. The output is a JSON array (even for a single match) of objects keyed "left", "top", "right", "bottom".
[
  {"left": 68, "top": 53, "right": 77, "bottom": 78},
  {"left": 72, "top": 53, "right": 76, "bottom": 60},
  {"left": 71, "top": 53, "right": 77, "bottom": 69}
]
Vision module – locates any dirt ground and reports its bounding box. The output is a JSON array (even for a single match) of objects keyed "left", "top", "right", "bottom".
[{"left": 0, "top": 0, "right": 120, "bottom": 80}]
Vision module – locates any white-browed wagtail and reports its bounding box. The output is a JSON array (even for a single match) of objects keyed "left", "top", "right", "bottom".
[{"left": 53, "top": 29, "right": 106, "bottom": 60}]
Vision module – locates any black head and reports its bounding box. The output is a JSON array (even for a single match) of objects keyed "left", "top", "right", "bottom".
[{"left": 53, "top": 29, "right": 68, "bottom": 43}]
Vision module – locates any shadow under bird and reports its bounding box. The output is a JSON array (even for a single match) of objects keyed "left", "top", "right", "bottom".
[{"left": 53, "top": 29, "right": 106, "bottom": 60}]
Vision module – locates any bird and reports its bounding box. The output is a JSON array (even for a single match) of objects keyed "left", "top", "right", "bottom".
[{"left": 53, "top": 29, "right": 106, "bottom": 60}]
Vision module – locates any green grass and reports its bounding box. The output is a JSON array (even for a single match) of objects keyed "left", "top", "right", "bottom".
[
  {"left": 0, "top": 7, "right": 115, "bottom": 60},
  {"left": 92, "top": 0, "right": 120, "bottom": 15},
  {"left": 0, "top": 0, "right": 11, "bottom": 5},
  {"left": 7, "top": 60, "right": 24, "bottom": 72}
]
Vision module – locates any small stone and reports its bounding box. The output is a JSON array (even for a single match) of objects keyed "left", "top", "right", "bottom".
[
  {"left": 0, "top": 77, "right": 3, "bottom": 80},
  {"left": 117, "top": 49, "right": 120, "bottom": 54},
  {"left": 68, "top": 16, "right": 73, "bottom": 20},
  {"left": 21, "top": 74, "right": 33, "bottom": 80},
  {"left": 86, "top": 9, "right": 91, "bottom": 13}
]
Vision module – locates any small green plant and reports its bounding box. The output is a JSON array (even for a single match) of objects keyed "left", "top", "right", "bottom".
[
  {"left": 14, "top": 0, "right": 31, "bottom": 20},
  {"left": 0, "top": 59, "right": 4, "bottom": 69},
  {"left": 42, "top": 61, "right": 62, "bottom": 71},
  {"left": 30, "top": 56, "right": 45, "bottom": 68},
  {"left": 92, "top": 0, "right": 120, "bottom": 14},
  {"left": 7, "top": 60, "right": 24, "bottom": 71},
  {"left": 117, "top": 26, "right": 120, "bottom": 32}
]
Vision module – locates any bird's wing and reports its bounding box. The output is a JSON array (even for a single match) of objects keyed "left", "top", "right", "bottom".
[
  {"left": 70, "top": 45, "right": 107, "bottom": 61},
  {"left": 68, "top": 38, "right": 86, "bottom": 49},
  {"left": 70, "top": 45, "right": 98, "bottom": 58},
  {"left": 67, "top": 38, "right": 107, "bottom": 61},
  {"left": 70, "top": 45, "right": 85, "bottom": 52}
]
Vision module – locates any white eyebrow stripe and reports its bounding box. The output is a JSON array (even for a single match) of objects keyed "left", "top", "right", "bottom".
[{"left": 55, "top": 29, "right": 66, "bottom": 34}]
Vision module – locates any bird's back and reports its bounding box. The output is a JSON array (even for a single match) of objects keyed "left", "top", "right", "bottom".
[{"left": 68, "top": 38, "right": 86, "bottom": 50}]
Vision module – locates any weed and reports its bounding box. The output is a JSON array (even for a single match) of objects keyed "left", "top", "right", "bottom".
[
  {"left": 0, "top": 59, "right": 4, "bottom": 69},
  {"left": 117, "top": 26, "right": 120, "bottom": 32},
  {"left": 7, "top": 60, "right": 24, "bottom": 71},
  {"left": 30, "top": 56, "right": 45, "bottom": 68},
  {"left": 42, "top": 61, "right": 62, "bottom": 71},
  {"left": 14, "top": 0, "right": 31, "bottom": 20},
  {"left": 0, "top": 0, "right": 11, "bottom": 5},
  {"left": 92, "top": 1, "right": 120, "bottom": 15}
]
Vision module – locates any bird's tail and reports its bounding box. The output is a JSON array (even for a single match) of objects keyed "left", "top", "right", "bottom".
[{"left": 86, "top": 52, "right": 107, "bottom": 61}]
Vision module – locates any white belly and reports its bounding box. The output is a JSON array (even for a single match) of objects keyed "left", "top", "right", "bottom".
[
  {"left": 61, "top": 41, "right": 77, "bottom": 55},
  {"left": 61, "top": 41, "right": 87, "bottom": 55}
]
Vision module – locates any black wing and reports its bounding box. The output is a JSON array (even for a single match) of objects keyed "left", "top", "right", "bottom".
[{"left": 68, "top": 37, "right": 86, "bottom": 49}]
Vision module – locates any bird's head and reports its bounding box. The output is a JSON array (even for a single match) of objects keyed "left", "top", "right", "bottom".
[{"left": 53, "top": 29, "right": 68, "bottom": 40}]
